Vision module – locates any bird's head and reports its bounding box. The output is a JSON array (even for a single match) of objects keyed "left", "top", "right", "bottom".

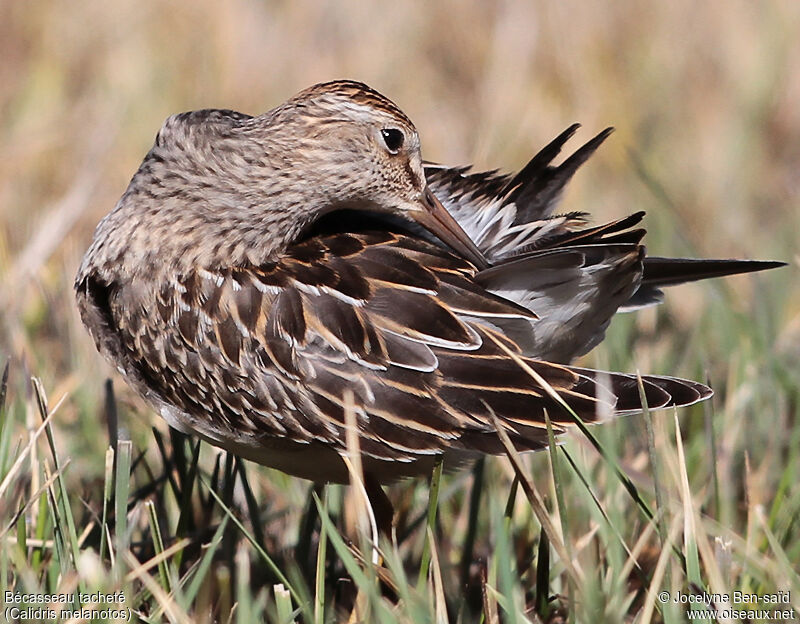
[
  {"left": 256, "top": 80, "right": 486, "bottom": 266},
  {"left": 86, "top": 81, "right": 485, "bottom": 277}
]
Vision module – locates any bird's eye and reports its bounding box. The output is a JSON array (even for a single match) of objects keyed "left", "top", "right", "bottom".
[{"left": 380, "top": 128, "right": 404, "bottom": 154}]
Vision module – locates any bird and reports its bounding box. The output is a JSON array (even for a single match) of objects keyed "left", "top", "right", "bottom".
[{"left": 74, "top": 80, "right": 782, "bottom": 529}]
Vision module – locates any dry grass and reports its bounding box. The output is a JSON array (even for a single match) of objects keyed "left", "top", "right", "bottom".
[{"left": 1, "top": 1, "right": 798, "bottom": 622}]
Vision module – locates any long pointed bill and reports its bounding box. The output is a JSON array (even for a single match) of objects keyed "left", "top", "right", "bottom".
[{"left": 414, "top": 188, "right": 488, "bottom": 269}]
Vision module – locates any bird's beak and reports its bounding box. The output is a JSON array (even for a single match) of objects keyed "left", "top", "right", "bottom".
[{"left": 413, "top": 188, "right": 488, "bottom": 269}]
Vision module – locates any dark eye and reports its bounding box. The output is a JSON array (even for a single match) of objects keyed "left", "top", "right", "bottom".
[{"left": 380, "top": 128, "right": 404, "bottom": 154}]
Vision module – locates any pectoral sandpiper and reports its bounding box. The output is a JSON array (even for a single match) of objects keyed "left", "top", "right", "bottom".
[{"left": 75, "top": 80, "right": 782, "bottom": 527}]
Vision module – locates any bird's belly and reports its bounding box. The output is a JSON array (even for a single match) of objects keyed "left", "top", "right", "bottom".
[{"left": 159, "top": 403, "right": 476, "bottom": 484}]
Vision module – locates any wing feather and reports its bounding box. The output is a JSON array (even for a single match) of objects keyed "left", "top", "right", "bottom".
[{"left": 93, "top": 230, "right": 710, "bottom": 468}]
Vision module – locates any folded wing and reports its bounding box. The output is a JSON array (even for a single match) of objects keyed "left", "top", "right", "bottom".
[{"left": 77, "top": 232, "right": 712, "bottom": 466}]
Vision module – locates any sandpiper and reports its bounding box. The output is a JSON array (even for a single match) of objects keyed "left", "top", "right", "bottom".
[{"left": 75, "top": 80, "right": 781, "bottom": 508}]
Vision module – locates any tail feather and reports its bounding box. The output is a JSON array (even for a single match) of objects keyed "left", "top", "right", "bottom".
[
  {"left": 620, "top": 257, "right": 788, "bottom": 311},
  {"left": 505, "top": 126, "right": 615, "bottom": 221},
  {"left": 502, "top": 124, "right": 581, "bottom": 197},
  {"left": 528, "top": 211, "right": 646, "bottom": 251},
  {"left": 642, "top": 257, "right": 787, "bottom": 288}
]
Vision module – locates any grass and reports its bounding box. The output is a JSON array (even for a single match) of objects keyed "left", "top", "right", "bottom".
[
  {"left": 1, "top": 1, "right": 798, "bottom": 622},
  {"left": 1, "top": 279, "right": 797, "bottom": 623}
]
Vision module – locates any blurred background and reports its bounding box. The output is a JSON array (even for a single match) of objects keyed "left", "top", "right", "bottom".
[
  {"left": 0, "top": 1, "right": 797, "bottom": 617},
  {"left": 0, "top": 0, "right": 797, "bottom": 468}
]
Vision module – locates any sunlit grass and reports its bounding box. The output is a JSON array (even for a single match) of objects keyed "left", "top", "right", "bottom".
[
  {"left": 1, "top": 1, "right": 798, "bottom": 621},
  {"left": 1, "top": 298, "right": 797, "bottom": 621}
]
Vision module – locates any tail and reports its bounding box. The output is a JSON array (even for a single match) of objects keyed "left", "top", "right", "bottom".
[
  {"left": 642, "top": 257, "right": 787, "bottom": 286},
  {"left": 621, "top": 257, "right": 787, "bottom": 311}
]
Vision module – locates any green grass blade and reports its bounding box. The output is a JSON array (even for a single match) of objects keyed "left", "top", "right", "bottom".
[
  {"left": 204, "top": 476, "right": 309, "bottom": 615},
  {"left": 314, "top": 487, "right": 328, "bottom": 624},
  {"left": 274, "top": 582, "right": 295, "bottom": 623},
  {"left": 417, "top": 456, "right": 443, "bottom": 590},
  {"left": 459, "top": 457, "right": 485, "bottom": 591},
  {"left": 181, "top": 513, "right": 229, "bottom": 602},
  {"left": 145, "top": 499, "right": 171, "bottom": 593}
]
